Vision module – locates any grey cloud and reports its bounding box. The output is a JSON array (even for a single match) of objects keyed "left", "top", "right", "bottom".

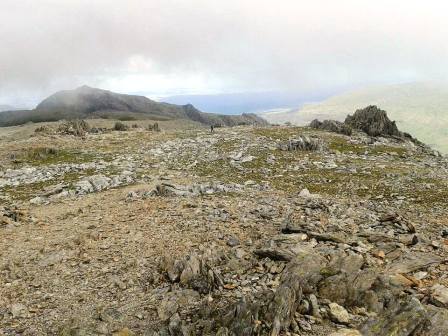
[{"left": 1, "top": 0, "right": 448, "bottom": 104}]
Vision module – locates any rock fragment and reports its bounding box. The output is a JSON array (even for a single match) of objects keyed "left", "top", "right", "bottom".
[
  {"left": 431, "top": 284, "right": 448, "bottom": 308},
  {"left": 328, "top": 302, "right": 350, "bottom": 324}
]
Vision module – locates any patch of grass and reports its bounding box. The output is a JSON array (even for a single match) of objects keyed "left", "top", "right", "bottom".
[
  {"left": 368, "top": 145, "right": 407, "bottom": 156},
  {"left": 214, "top": 139, "right": 239, "bottom": 153},
  {"left": 0, "top": 180, "right": 55, "bottom": 201},
  {"left": 328, "top": 137, "right": 366, "bottom": 154},
  {"left": 191, "top": 140, "right": 425, "bottom": 202},
  {"left": 251, "top": 126, "right": 308, "bottom": 141},
  {"left": 0, "top": 168, "right": 99, "bottom": 202},
  {"left": 406, "top": 177, "right": 448, "bottom": 206},
  {"left": 8, "top": 147, "right": 111, "bottom": 167},
  {"left": 328, "top": 137, "right": 408, "bottom": 156}
]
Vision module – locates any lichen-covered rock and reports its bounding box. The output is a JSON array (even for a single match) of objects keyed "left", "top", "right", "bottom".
[
  {"left": 210, "top": 250, "right": 327, "bottom": 336},
  {"left": 278, "top": 136, "right": 324, "bottom": 151},
  {"left": 157, "top": 299, "right": 179, "bottom": 322},
  {"left": 150, "top": 182, "right": 244, "bottom": 197},
  {"left": 359, "top": 297, "right": 429, "bottom": 336},
  {"left": 430, "top": 284, "right": 448, "bottom": 308},
  {"left": 162, "top": 251, "right": 224, "bottom": 294},
  {"left": 254, "top": 234, "right": 313, "bottom": 262},
  {"left": 425, "top": 305, "right": 448, "bottom": 336},
  {"left": 310, "top": 119, "right": 353, "bottom": 136},
  {"left": 57, "top": 119, "right": 90, "bottom": 137},
  {"left": 328, "top": 302, "right": 350, "bottom": 324}
]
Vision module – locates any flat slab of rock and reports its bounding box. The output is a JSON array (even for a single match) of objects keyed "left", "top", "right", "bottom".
[
  {"left": 386, "top": 252, "right": 443, "bottom": 274},
  {"left": 426, "top": 304, "right": 448, "bottom": 336},
  {"left": 329, "top": 329, "right": 362, "bottom": 336},
  {"left": 431, "top": 284, "right": 448, "bottom": 308}
]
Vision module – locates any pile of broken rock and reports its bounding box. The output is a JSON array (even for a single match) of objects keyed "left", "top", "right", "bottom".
[{"left": 149, "top": 193, "right": 448, "bottom": 336}]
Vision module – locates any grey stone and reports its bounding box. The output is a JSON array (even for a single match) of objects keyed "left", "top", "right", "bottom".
[
  {"left": 328, "top": 302, "right": 350, "bottom": 324},
  {"left": 10, "top": 303, "right": 28, "bottom": 318},
  {"left": 359, "top": 297, "right": 429, "bottom": 336},
  {"left": 157, "top": 299, "right": 179, "bottom": 321},
  {"left": 227, "top": 236, "right": 240, "bottom": 247},
  {"left": 431, "top": 284, "right": 448, "bottom": 308}
]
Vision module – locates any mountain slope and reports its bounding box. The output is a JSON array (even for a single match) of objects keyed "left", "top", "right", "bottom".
[
  {"left": 262, "top": 82, "right": 448, "bottom": 152},
  {"left": 0, "top": 86, "right": 267, "bottom": 127}
]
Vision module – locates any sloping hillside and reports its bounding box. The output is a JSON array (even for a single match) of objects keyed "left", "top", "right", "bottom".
[
  {"left": 0, "top": 86, "right": 267, "bottom": 127},
  {"left": 263, "top": 82, "right": 448, "bottom": 152}
]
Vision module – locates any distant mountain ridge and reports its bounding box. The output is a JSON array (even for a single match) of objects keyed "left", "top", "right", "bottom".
[
  {"left": 0, "top": 86, "right": 267, "bottom": 127},
  {"left": 262, "top": 82, "right": 448, "bottom": 153}
]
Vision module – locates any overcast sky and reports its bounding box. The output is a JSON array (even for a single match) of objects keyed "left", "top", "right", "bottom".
[{"left": 1, "top": 0, "right": 448, "bottom": 106}]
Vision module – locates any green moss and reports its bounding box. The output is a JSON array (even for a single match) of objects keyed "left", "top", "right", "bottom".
[{"left": 320, "top": 267, "right": 340, "bottom": 277}]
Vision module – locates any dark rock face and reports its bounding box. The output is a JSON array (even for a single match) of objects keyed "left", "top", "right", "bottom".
[
  {"left": 344, "top": 105, "right": 401, "bottom": 137},
  {"left": 310, "top": 119, "right": 353, "bottom": 136}
]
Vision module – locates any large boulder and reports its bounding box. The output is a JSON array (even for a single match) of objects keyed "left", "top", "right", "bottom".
[{"left": 344, "top": 105, "right": 401, "bottom": 137}]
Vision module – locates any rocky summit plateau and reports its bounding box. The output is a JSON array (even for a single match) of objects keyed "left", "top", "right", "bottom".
[{"left": 1, "top": 108, "right": 448, "bottom": 336}]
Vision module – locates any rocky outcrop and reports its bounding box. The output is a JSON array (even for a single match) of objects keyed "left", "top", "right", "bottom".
[
  {"left": 278, "top": 136, "right": 324, "bottom": 151},
  {"left": 57, "top": 119, "right": 90, "bottom": 136},
  {"left": 310, "top": 119, "right": 352, "bottom": 136},
  {"left": 309, "top": 106, "right": 436, "bottom": 153},
  {"left": 344, "top": 105, "right": 401, "bottom": 137},
  {"left": 161, "top": 249, "right": 225, "bottom": 294}
]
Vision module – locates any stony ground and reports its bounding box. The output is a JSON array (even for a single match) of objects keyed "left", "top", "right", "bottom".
[{"left": 1, "top": 121, "right": 448, "bottom": 335}]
